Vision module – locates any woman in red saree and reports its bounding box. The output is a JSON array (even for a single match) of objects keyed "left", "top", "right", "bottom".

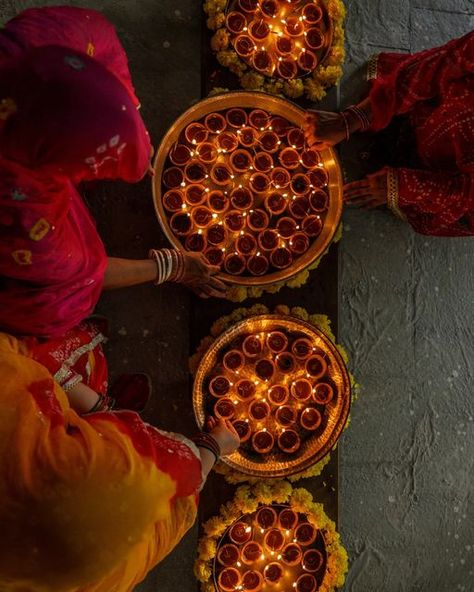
[
  {"left": 0, "top": 329, "right": 239, "bottom": 592},
  {"left": 304, "top": 31, "right": 474, "bottom": 236},
  {"left": 0, "top": 8, "right": 225, "bottom": 339}
]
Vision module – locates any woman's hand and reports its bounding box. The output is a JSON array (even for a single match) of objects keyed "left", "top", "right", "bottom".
[
  {"left": 180, "top": 252, "right": 227, "bottom": 298},
  {"left": 344, "top": 169, "right": 388, "bottom": 209},
  {"left": 304, "top": 110, "right": 348, "bottom": 148},
  {"left": 206, "top": 416, "right": 240, "bottom": 456}
]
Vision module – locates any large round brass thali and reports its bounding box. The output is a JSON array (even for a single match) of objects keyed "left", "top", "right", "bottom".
[
  {"left": 193, "top": 315, "right": 351, "bottom": 478},
  {"left": 152, "top": 92, "right": 343, "bottom": 287}
]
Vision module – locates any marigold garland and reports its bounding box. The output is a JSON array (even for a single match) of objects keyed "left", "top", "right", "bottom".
[
  {"left": 204, "top": 0, "right": 346, "bottom": 101},
  {"left": 190, "top": 303, "right": 360, "bottom": 483},
  {"left": 194, "top": 480, "right": 349, "bottom": 592}
]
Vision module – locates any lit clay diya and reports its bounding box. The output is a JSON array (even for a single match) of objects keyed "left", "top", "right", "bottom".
[
  {"left": 275, "top": 35, "right": 294, "bottom": 56},
  {"left": 278, "top": 429, "right": 301, "bottom": 453},
  {"left": 266, "top": 331, "right": 288, "bottom": 353},
  {"left": 210, "top": 163, "right": 233, "bottom": 186},
  {"left": 236, "top": 233, "right": 258, "bottom": 256},
  {"left": 196, "top": 141, "right": 218, "bottom": 164},
  {"left": 223, "top": 349, "right": 245, "bottom": 372},
  {"left": 235, "top": 34, "right": 256, "bottom": 59},
  {"left": 225, "top": 252, "right": 247, "bottom": 275},
  {"left": 275, "top": 351, "right": 296, "bottom": 374},
  {"left": 249, "top": 400, "right": 271, "bottom": 422},
  {"left": 294, "top": 522, "right": 317, "bottom": 546},
  {"left": 281, "top": 542, "right": 302, "bottom": 567},
  {"left": 289, "top": 196, "right": 310, "bottom": 219},
  {"left": 309, "top": 189, "right": 329, "bottom": 212},
  {"left": 242, "top": 335, "right": 263, "bottom": 358},
  {"left": 277, "top": 58, "right": 298, "bottom": 80},
  {"left": 247, "top": 254, "right": 270, "bottom": 276},
  {"left": 309, "top": 167, "right": 328, "bottom": 187},
  {"left": 300, "top": 407, "right": 322, "bottom": 431},
  {"left": 289, "top": 233, "right": 310, "bottom": 256},
  {"left": 264, "top": 528, "right": 285, "bottom": 552},
  {"left": 225, "top": 210, "right": 246, "bottom": 232},
  {"left": 271, "top": 167, "right": 291, "bottom": 188},
  {"left": 247, "top": 209, "right": 269, "bottom": 232},
  {"left": 226, "top": 107, "right": 248, "bottom": 128},
  {"left": 163, "top": 166, "right": 184, "bottom": 189},
  {"left": 263, "top": 562, "right": 284, "bottom": 585},
  {"left": 170, "top": 212, "right": 192, "bottom": 236},
  {"left": 204, "top": 111, "right": 227, "bottom": 133},
  {"left": 242, "top": 570, "right": 264, "bottom": 592},
  {"left": 186, "top": 232, "right": 207, "bottom": 252},
  {"left": 229, "top": 521, "right": 253, "bottom": 545},
  {"left": 235, "top": 379, "right": 257, "bottom": 401},
  {"left": 185, "top": 183, "right": 206, "bottom": 206},
  {"left": 302, "top": 215, "right": 323, "bottom": 237},
  {"left": 218, "top": 543, "right": 240, "bottom": 567},
  {"left": 275, "top": 405, "right": 297, "bottom": 428},
  {"left": 248, "top": 19, "right": 270, "bottom": 42},
  {"left": 268, "top": 384, "right": 289, "bottom": 406},
  {"left": 216, "top": 131, "right": 239, "bottom": 152},
  {"left": 169, "top": 143, "right": 191, "bottom": 166},
  {"left": 270, "top": 247, "right": 293, "bottom": 270},
  {"left": 291, "top": 173, "right": 311, "bottom": 195},
  {"left": 209, "top": 375, "right": 231, "bottom": 398},
  {"left": 208, "top": 189, "right": 229, "bottom": 213},
  {"left": 305, "top": 28, "right": 324, "bottom": 51},
  {"left": 239, "top": 126, "right": 258, "bottom": 147},
  {"left": 253, "top": 151, "right": 273, "bottom": 173},
  {"left": 252, "top": 429, "right": 274, "bottom": 454},
  {"left": 278, "top": 508, "right": 299, "bottom": 531},
  {"left": 296, "top": 573, "right": 317, "bottom": 592},
  {"left": 226, "top": 11, "right": 247, "bottom": 35},
  {"left": 241, "top": 541, "right": 263, "bottom": 565},
  {"left": 163, "top": 189, "right": 184, "bottom": 212},
  {"left": 230, "top": 149, "right": 253, "bottom": 173},
  {"left": 248, "top": 109, "right": 271, "bottom": 130},
  {"left": 302, "top": 548, "right": 324, "bottom": 572},
  {"left": 231, "top": 187, "right": 254, "bottom": 210},
  {"left": 285, "top": 15, "right": 304, "bottom": 37},
  {"left": 313, "top": 382, "right": 334, "bottom": 405},
  {"left": 238, "top": 0, "right": 258, "bottom": 15},
  {"left": 207, "top": 224, "right": 228, "bottom": 247},
  {"left": 255, "top": 359, "right": 275, "bottom": 381},
  {"left": 205, "top": 247, "right": 225, "bottom": 266},
  {"left": 214, "top": 397, "right": 236, "bottom": 420},
  {"left": 301, "top": 148, "right": 320, "bottom": 169},
  {"left": 305, "top": 355, "right": 327, "bottom": 379},
  {"left": 233, "top": 419, "right": 252, "bottom": 443},
  {"left": 287, "top": 128, "right": 305, "bottom": 150},
  {"left": 302, "top": 3, "right": 323, "bottom": 24},
  {"left": 265, "top": 192, "right": 287, "bottom": 216},
  {"left": 252, "top": 50, "right": 274, "bottom": 75},
  {"left": 277, "top": 216, "right": 297, "bottom": 238},
  {"left": 249, "top": 172, "right": 271, "bottom": 194},
  {"left": 258, "top": 229, "right": 279, "bottom": 251},
  {"left": 298, "top": 49, "right": 318, "bottom": 72},
  {"left": 219, "top": 567, "right": 242, "bottom": 592},
  {"left": 258, "top": 130, "right": 280, "bottom": 153},
  {"left": 271, "top": 116, "right": 291, "bottom": 136},
  {"left": 184, "top": 122, "right": 208, "bottom": 145},
  {"left": 279, "top": 147, "right": 300, "bottom": 170},
  {"left": 260, "top": 0, "right": 279, "bottom": 18},
  {"left": 290, "top": 378, "right": 313, "bottom": 402},
  {"left": 184, "top": 161, "right": 207, "bottom": 184},
  {"left": 191, "top": 206, "right": 212, "bottom": 228}
]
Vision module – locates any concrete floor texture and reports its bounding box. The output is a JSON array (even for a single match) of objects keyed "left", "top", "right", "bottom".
[{"left": 1, "top": 0, "right": 473, "bottom": 591}]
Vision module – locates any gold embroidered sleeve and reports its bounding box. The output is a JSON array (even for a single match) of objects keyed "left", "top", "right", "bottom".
[
  {"left": 386, "top": 168, "right": 407, "bottom": 220},
  {"left": 366, "top": 54, "right": 379, "bottom": 81}
]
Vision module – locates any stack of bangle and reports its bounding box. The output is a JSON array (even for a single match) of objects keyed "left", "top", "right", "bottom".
[
  {"left": 344, "top": 105, "right": 372, "bottom": 131},
  {"left": 87, "top": 394, "right": 114, "bottom": 413},
  {"left": 339, "top": 111, "right": 351, "bottom": 141},
  {"left": 192, "top": 432, "right": 221, "bottom": 464},
  {"left": 148, "top": 248, "right": 185, "bottom": 285}
]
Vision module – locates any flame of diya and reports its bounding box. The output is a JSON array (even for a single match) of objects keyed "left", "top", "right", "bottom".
[
  {"left": 225, "top": 0, "right": 327, "bottom": 79},
  {"left": 161, "top": 106, "right": 332, "bottom": 279},
  {"left": 229, "top": 521, "right": 253, "bottom": 545}
]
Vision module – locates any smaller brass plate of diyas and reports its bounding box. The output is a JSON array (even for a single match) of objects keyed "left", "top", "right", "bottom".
[{"left": 193, "top": 315, "right": 351, "bottom": 478}]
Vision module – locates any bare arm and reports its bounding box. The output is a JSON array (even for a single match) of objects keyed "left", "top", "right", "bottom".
[{"left": 103, "top": 257, "right": 157, "bottom": 290}]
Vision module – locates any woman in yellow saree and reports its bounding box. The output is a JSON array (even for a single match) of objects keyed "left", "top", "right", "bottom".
[{"left": 0, "top": 331, "right": 237, "bottom": 591}]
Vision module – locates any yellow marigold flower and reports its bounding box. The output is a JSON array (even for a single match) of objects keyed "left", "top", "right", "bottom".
[
  {"left": 290, "top": 488, "right": 313, "bottom": 511},
  {"left": 327, "top": 0, "right": 346, "bottom": 19},
  {"left": 197, "top": 538, "right": 217, "bottom": 561},
  {"left": 337, "top": 344, "right": 349, "bottom": 363},
  {"left": 220, "top": 502, "right": 241, "bottom": 523},
  {"left": 248, "top": 286, "right": 264, "bottom": 299},
  {"left": 207, "top": 11, "right": 226, "bottom": 30},
  {"left": 271, "top": 480, "right": 292, "bottom": 502},
  {"left": 319, "top": 65, "right": 343, "bottom": 85},
  {"left": 194, "top": 559, "right": 212, "bottom": 582},
  {"left": 203, "top": 515, "right": 226, "bottom": 537},
  {"left": 264, "top": 79, "right": 285, "bottom": 96},
  {"left": 327, "top": 45, "right": 346, "bottom": 67},
  {"left": 287, "top": 269, "right": 309, "bottom": 288},
  {"left": 291, "top": 307, "right": 309, "bottom": 321},
  {"left": 208, "top": 86, "right": 229, "bottom": 97},
  {"left": 241, "top": 71, "right": 265, "bottom": 91},
  {"left": 253, "top": 482, "right": 275, "bottom": 504},
  {"left": 283, "top": 78, "right": 304, "bottom": 98},
  {"left": 305, "top": 78, "right": 326, "bottom": 101},
  {"left": 274, "top": 304, "right": 290, "bottom": 316},
  {"left": 201, "top": 583, "right": 215, "bottom": 592},
  {"left": 211, "top": 29, "right": 229, "bottom": 51},
  {"left": 227, "top": 285, "right": 247, "bottom": 301},
  {"left": 249, "top": 303, "right": 269, "bottom": 316}
]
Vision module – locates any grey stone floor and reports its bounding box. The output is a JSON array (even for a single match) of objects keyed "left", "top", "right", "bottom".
[{"left": 1, "top": 1, "right": 473, "bottom": 591}]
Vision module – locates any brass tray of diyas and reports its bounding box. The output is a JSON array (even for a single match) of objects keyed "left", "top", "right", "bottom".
[
  {"left": 152, "top": 92, "right": 343, "bottom": 287},
  {"left": 225, "top": 0, "right": 334, "bottom": 80},
  {"left": 213, "top": 504, "right": 327, "bottom": 592},
  {"left": 193, "top": 315, "right": 351, "bottom": 478}
]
